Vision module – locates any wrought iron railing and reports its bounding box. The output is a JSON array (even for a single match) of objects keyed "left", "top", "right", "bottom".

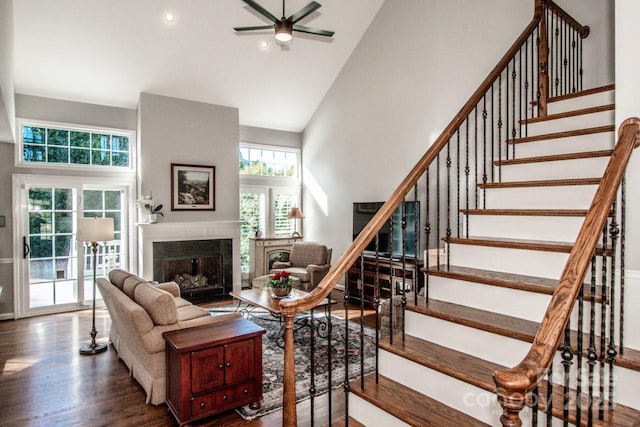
[{"left": 275, "top": 1, "right": 611, "bottom": 425}]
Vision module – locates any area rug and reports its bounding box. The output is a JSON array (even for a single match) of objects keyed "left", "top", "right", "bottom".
[{"left": 222, "top": 310, "right": 377, "bottom": 420}]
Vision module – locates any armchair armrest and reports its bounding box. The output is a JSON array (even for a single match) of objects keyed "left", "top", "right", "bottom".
[
  {"left": 271, "top": 261, "right": 292, "bottom": 270},
  {"left": 307, "top": 263, "right": 331, "bottom": 288}
]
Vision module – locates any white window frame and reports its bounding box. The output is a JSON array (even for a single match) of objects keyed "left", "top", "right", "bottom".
[
  {"left": 239, "top": 143, "right": 301, "bottom": 238},
  {"left": 15, "top": 118, "right": 137, "bottom": 174}
]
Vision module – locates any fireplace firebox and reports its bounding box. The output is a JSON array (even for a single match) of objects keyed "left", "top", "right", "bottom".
[{"left": 153, "top": 239, "right": 232, "bottom": 304}]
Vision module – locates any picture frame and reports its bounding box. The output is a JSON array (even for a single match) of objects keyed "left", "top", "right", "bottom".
[{"left": 171, "top": 163, "right": 215, "bottom": 211}]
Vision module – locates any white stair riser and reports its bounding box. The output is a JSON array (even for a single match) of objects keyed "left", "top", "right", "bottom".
[
  {"left": 514, "top": 132, "right": 615, "bottom": 158},
  {"left": 526, "top": 110, "right": 614, "bottom": 136},
  {"left": 428, "top": 276, "right": 551, "bottom": 322},
  {"left": 349, "top": 394, "right": 411, "bottom": 427},
  {"left": 448, "top": 242, "right": 568, "bottom": 279},
  {"left": 405, "top": 311, "right": 530, "bottom": 367},
  {"left": 379, "top": 350, "right": 505, "bottom": 425},
  {"left": 498, "top": 156, "right": 609, "bottom": 182},
  {"left": 484, "top": 185, "right": 597, "bottom": 209},
  {"left": 465, "top": 214, "right": 583, "bottom": 242},
  {"left": 547, "top": 90, "right": 615, "bottom": 115}
]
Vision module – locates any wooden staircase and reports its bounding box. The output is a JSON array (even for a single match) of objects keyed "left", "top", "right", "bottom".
[{"left": 348, "top": 87, "right": 640, "bottom": 426}]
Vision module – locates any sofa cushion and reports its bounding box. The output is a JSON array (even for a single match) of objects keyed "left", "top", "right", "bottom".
[
  {"left": 108, "top": 269, "right": 135, "bottom": 291},
  {"left": 123, "top": 276, "right": 147, "bottom": 299},
  {"left": 176, "top": 304, "right": 210, "bottom": 322},
  {"left": 134, "top": 282, "right": 177, "bottom": 326}
]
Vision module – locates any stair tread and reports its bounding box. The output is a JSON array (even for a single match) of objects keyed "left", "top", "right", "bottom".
[
  {"left": 380, "top": 333, "right": 503, "bottom": 392},
  {"left": 380, "top": 332, "right": 640, "bottom": 426},
  {"left": 445, "top": 236, "right": 611, "bottom": 256},
  {"left": 522, "top": 104, "right": 614, "bottom": 125},
  {"left": 461, "top": 208, "right": 592, "bottom": 216},
  {"left": 406, "top": 298, "right": 640, "bottom": 372},
  {"left": 495, "top": 149, "right": 612, "bottom": 166},
  {"left": 548, "top": 84, "right": 615, "bottom": 103},
  {"left": 509, "top": 125, "right": 615, "bottom": 144},
  {"left": 331, "top": 416, "right": 364, "bottom": 427},
  {"left": 479, "top": 177, "right": 600, "bottom": 189},
  {"left": 350, "top": 374, "right": 490, "bottom": 427},
  {"left": 425, "top": 264, "right": 602, "bottom": 302}
]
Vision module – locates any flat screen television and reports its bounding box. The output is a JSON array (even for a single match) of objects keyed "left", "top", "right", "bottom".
[{"left": 352, "top": 201, "right": 420, "bottom": 258}]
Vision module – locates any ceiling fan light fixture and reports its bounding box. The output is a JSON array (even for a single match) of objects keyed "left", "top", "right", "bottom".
[{"left": 275, "top": 21, "right": 293, "bottom": 42}]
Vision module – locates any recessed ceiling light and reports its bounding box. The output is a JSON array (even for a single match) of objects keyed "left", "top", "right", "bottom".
[
  {"left": 259, "top": 40, "right": 270, "bottom": 49},
  {"left": 164, "top": 12, "right": 175, "bottom": 24}
]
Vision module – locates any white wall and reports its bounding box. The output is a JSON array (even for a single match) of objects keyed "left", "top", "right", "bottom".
[
  {"left": 240, "top": 125, "right": 302, "bottom": 149},
  {"left": 0, "top": 0, "right": 15, "bottom": 143},
  {"left": 138, "top": 93, "right": 240, "bottom": 223},
  {"left": 302, "top": 0, "right": 614, "bottom": 264}
]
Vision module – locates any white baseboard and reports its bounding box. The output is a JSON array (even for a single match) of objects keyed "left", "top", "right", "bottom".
[{"left": 0, "top": 313, "right": 15, "bottom": 320}]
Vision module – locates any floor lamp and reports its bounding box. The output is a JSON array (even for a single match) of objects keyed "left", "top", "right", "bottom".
[{"left": 77, "top": 216, "right": 114, "bottom": 356}]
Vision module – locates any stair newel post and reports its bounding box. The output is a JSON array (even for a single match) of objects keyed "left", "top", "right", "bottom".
[
  {"left": 536, "top": 0, "right": 549, "bottom": 117},
  {"left": 496, "top": 383, "right": 527, "bottom": 427},
  {"left": 281, "top": 306, "right": 297, "bottom": 427}
]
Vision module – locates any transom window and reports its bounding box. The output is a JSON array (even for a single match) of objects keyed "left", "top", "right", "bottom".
[
  {"left": 239, "top": 145, "right": 298, "bottom": 178},
  {"left": 18, "top": 120, "right": 134, "bottom": 170}
]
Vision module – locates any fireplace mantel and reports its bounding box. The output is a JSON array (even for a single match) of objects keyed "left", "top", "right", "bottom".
[{"left": 138, "top": 221, "right": 242, "bottom": 293}]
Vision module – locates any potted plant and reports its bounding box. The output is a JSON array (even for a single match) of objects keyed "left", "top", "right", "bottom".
[
  {"left": 137, "top": 193, "right": 164, "bottom": 223},
  {"left": 268, "top": 271, "right": 295, "bottom": 298}
]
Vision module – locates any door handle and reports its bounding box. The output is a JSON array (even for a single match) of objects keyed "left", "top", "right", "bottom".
[{"left": 23, "top": 236, "right": 30, "bottom": 259}]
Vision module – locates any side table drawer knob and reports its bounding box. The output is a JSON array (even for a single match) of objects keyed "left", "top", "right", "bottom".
[
  {"left": 243, "top": 388, "right": 249, "bottom": 394},
  {"left": 226, "top": 361, "right": 232, "bottom": 368},
  {"left": 200, "top": 402, "right": 206, "bottom": 409},
  {"left": 222, "top": 395, "right": 228, "bottom": 401},
  {"left": 219, "top": 363, "right": 224, "bottom": 369}
]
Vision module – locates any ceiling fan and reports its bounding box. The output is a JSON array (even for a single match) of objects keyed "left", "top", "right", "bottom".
[{"left": 234, "top": 0, "right": 335, "bottom": 42}]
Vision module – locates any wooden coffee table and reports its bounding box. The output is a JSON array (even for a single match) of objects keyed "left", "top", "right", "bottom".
[{"left": 229, "top": 288, "right": 336, "bottom": 346}]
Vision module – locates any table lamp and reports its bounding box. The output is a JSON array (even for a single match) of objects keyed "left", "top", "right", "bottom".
[
  {"left": 77, "top": 216, "right": 114, "bottom": 355},
  {"left": 287, "top": 206, "right": 304, "bottom": 237}
]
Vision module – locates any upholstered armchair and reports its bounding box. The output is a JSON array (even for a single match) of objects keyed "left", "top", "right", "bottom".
[{"left": 270, "top": 242, "right": 332, "bottom": 291}]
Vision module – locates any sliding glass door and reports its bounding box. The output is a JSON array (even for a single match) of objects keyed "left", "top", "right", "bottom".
[{"left": 14, "top": 175, "right": 133, "bottom": 318}]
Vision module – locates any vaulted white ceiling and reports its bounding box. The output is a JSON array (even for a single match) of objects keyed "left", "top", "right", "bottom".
[{"left": 12, "top": 0, "right": 384, "bottom": 132}]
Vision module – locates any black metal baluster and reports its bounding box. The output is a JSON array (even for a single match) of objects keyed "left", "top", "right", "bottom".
[
  {"left": 414, "top": 184, "right": 420, "bottom": 292},
  {"left": 498, "top": 75, "right": 503, "bottom": 182},
  {"left": 561, "top": 322, "right": 573, "bottom": 426},
  {"left": 482, "top": 96, "right": 487, "bottom": 208},
  {"left": 446, "top": 143, "right": 452, "bottom": 268},
  {"left": 425, "top": 168, "right": 430, "bottom": 301},
  {"left": 576, "top": 280, "right": 584, "bottom": 427},
  {"left": 579, "top": 33, "right": 584, "bottom": 91},
  {"left": 374, "top": 240, "right": 380, "bottom": 382},
  {"left": 388, "top": 218, "right": 394, "bottom": 344},
  {"left": 608, "top": 197, "right": 619, "bottom": 410},
  {"left": 587, "top": 254, "right": 597, "bottom": 426},
  {"left": 599, "top": 224, "right": 608, "bottom": 420},
  {"left": 401, "top": 201, "right": 407, "bottom": 342},
  {"left": 554, "top": 14, "right": 560, "bottom": 96},
  {"left": 525, "top": 38, "right": 530, "bottom": 137},
  {"left": 491, "top": 85, "right": 495, "bottom": 183},
  {"left": 310, "top": 305, "right": 316, "bottom": 426},
  {"left": 474, "top": 106, "right": 478, "bottom": 208},
  {"left": 512, "top": 57, "right": 517, "bottom": 159},
  {"left": 506, "top": 64, "right": 510, "bottom": 161},
  {"left": 563, "top": 20, "right": 568, "bottom": 95},
  {"left": 572, "top": 31, "right": 577, "bottom": 93},
  {"left": 536, "top": 27, "right": 541, "bottom": 110},
  {"left": 465, "top": 120, "right": 470, "bottom": 236},
  {"left": 437, "top": 153, "right": 441, "bottom": 257},
  {"left": 546, "top": 361, "right": 553, "bottom": 427},
  {"left": 531, "top": 386, "right": 539, "bottom": 426},
  {"left": 620, "top": 177, "right": 626, "bottom": 352},
  {"left": 457, "top": 130, "right": 461, "bottom": 237}
]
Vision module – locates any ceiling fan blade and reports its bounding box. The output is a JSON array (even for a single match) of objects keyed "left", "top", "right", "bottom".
[
  {"left": 288, "top": 1, "right": 321, "bottom": 24},
  {"left": 234, "top": 25, "right": 274, "bottom": 32},
  {"left": 242, "top": 0, "right": 278, "bottom": 23},
  {"left": 293, "top": 24, "right": 334, "bottom": 37}
]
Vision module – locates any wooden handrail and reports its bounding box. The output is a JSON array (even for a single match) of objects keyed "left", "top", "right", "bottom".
[
  {"left": 278, "top": 1, "right": 591, "bottom": 425},
  {"left": 548, "top": 0, "right": 590, "bottom": 38},
  {"left": 493, "top": 118, "right": 640, "bottom": 427}
]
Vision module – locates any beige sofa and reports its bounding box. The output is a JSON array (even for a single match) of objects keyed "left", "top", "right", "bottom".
[{"left": 97, "top": 269, "right": 240, "bottom": 405}]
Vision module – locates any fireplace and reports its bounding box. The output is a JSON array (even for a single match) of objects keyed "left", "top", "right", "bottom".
[
  {"left": 138, "top": 221, "right": 242, "bottom": 302},
  {"left": 153, "top": 239, "right": 232, "bottom": 304}
]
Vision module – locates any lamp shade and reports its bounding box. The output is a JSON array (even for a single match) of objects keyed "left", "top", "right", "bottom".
[
  {"left": 287, "top": 207, "right": 305, "bottom": 219},
  {"left": 77, "top": 217, "right": 115, "bottom": 242}
]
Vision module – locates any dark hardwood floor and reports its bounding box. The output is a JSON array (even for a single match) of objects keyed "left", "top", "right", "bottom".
[{"left": 0, "top": 290, "right": 374, "bottom": 426}]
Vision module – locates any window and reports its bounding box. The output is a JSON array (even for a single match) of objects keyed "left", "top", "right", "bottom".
[
  {"left": 239, "top": 143, "right": 301, "bottom": 274},
  {"left": 239, "top": 145, "right": 298, "bottom": 177},
  {"left": 18, "top": 120, "right": 134, "bottom": 170}
]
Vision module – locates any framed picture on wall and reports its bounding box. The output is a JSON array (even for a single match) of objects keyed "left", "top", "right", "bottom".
[{"left": 171, "top": 163, "right": 215, "bottom": 211}]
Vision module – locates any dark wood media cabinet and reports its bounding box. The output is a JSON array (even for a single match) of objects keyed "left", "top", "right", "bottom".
[
  {"left": 347, "top": 254, "right": 424, "bottom": 308},
  {"left": 163, "top": 317, "right": 265, "bottom": 426}
]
